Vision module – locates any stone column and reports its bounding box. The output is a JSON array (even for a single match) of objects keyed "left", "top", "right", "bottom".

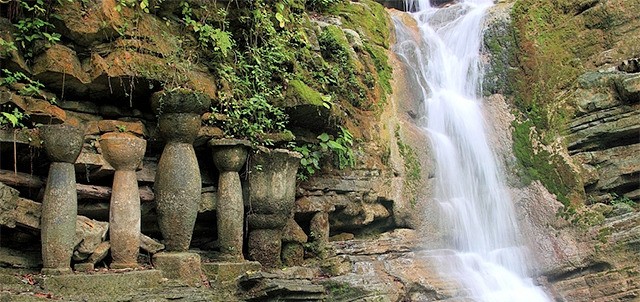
[
  {"left": 40, "top": 124, "right": 84, "bottom": 275},
  {"left": 99, "top": 132, "right": 146, "bottom": 268},
  {"left": 151, "top": 89, "right": 210, "bottom": 252},
  {"left": 209, "top": 139, "right": 250, "bottom": 261},
  {"left": 247, "top": 148, "right": 301, "bottom": 267}
]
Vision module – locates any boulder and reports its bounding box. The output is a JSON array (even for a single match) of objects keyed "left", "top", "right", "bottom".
[
  {"left": 32, "top": 44, "right": 90, "bottom": 96},
  {"left": 73, "top": 216, "right": 109, "bottom": 261}
]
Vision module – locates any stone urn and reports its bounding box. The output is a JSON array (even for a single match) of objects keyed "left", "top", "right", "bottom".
[
  {"left": 99, "top": 132, "right": 146, "bottom": 268},
  {"left": 247, "top": 147, "right": 301, "bottom": 267},
  {"left": 152, "top": 89, "right": 211, "bottom": 252},
  {"left": 40, "top": 124, "right": 84, "bottom": 274},
  {"left": 209, "top": 139, "right": 251, "bottom": 261}
]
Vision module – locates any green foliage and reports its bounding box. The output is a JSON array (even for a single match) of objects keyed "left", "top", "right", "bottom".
[
  {"left": 295, "top": 143, "right": 322, "bottom": 180},
  {"left": 207, "top": 0, "right": 300, "bottom": 143},
  {"left": 317, "top": 25, "right": 366, "bottom": 107},
  {"left": 0, "top": 107, "right": 27, "bottom": 128},
  {"left": 11, "top": 0, "right": 71, "bottom": 59},
  {"left": 180, "top": 2, "right": 233, "bottom": 58},
  {"left": 0, "top": 69, "right": 48, "bottom": 100},
  {"left": 306, "top": 0, "right": 344, "bottom": 12},
  {"left": 115, "top": 0, "right": 155, "bottom": 13},
  {"left": 212, "top": 94, "right": 289, "bottom": 145},
  {"left": 0, "top": 38, "right": 18, "bottom": 57},
  {"left": 611, "top": 193, "right": 637, "bottom": 208},
  {"left": 294, "top": 127, "right": 356, "bottom": 181},
  {"left": 395, "top": 126, "right": 421, "bottom": 206},
  {"left": 1, "top": 69, "right": 46, "bottom": 98}
]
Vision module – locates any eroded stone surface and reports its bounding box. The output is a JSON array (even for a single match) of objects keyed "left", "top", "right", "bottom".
[
  {"left": 210, "top": 139, "right": 250, "bottom": 261},
  {"left": 100, "top": 132, "right": 146, "bottom": 268},
  {"left": 153, "top": 252, "right": 203, "bottom": 287}
]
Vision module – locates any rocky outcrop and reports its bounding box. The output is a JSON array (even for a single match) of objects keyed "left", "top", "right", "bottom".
[
  {"left": 568, "top": 70, "right": 640, "bottom": 202},
  {"left": 481, "top": 1, "right": 640, "bottom": 301}
]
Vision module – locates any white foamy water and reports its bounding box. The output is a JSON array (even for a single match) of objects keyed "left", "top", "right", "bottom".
[{"left": 394, "top": 1, "right": 550, "bottom": 301}]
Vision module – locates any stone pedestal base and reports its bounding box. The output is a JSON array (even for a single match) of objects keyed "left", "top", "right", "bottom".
[
  {"left": 40, "top": 270, "right": 163, "bottom": 298},
  {"left": 202, "top": 261, "right": 261, "bottom": 288},
  {"left": 152, "top": 252, "right": 203, "bottom": 287},
  {"left": 73, "top": 263, "right": 94, "bottom": 272},
  {"left": 248, "top": 229, "right": 282, "bottom": 268}
]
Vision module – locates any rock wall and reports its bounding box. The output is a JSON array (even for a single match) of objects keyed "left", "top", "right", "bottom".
[{"left": 483, "top": 1, "right": 640, "bottom": 301}]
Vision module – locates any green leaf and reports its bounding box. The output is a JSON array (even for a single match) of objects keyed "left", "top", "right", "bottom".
[
  {"left": 275, "top": 12, "right": 285, "bottom": 28},
  {"left": 2, "top": 112, "right": 18, "bottom": 127},
  {"left": 327, "top": 140, "right": 344, "bottom": 150},
  {"left": 317, "top": 132, "right": 330, "bottom": 142}
]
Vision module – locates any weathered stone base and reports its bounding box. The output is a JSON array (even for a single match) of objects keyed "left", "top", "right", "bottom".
[
  {"left": 40, "top": 270, "right": 163, "bottom": 299},
  {"left": 153, "top": 252, "right": 203, "bottom": 287},
  {"left": 202, "top": 261, "right": 261, "bottom": 288},
  {"left": 73, "top": 262, "right": 94, "bottom": 272}
]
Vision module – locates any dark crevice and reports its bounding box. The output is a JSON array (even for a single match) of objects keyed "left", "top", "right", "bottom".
[
  {"left": 546, "top": 262, "right": 613, "bottom": 282},
  {"left": 568, "top": 129, "right": 640, "bottom": 154}
]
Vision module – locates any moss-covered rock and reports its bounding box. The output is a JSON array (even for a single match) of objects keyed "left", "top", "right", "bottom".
[
  {"left": 332, "top": 0, "right": 392, "bottom": 48},
  {"left": 286, "top": 79, "right": 326, "bottom": 107}
]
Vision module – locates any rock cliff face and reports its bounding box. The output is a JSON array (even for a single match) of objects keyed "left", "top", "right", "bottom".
[{"left": 482, "top": 0, "right": 640, "bottom": 301}]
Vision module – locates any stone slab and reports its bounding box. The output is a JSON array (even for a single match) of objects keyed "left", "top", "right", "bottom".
[
  {"left": 152, "top": 252, "right": 203, "bottom": 287},
  {"left": 202, "top": 261, "right": 262, "bottom": 287},
  {"left": 40, "top": 269, "right": 163, "bottom": 299}
]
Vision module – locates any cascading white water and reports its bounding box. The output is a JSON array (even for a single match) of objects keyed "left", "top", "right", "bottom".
[{"left": 394, "top": 1, "right": 550, "bottom": 301}]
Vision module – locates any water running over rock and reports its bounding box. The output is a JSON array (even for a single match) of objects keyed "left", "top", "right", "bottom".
[{"left": 394, "top": 1, "right": 550, "bottom": 300}]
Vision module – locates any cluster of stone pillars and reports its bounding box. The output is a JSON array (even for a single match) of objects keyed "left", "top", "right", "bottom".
[{"left": 39, "top": 88, "right": 301, "bottom": 275}]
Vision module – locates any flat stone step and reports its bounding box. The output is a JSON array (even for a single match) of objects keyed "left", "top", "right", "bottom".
[
  {"left": 39, "top": 269, "right": 163, "bottom": 300},
  {"left": 202, "top": 261, "right": 262, "bottom": 287}
]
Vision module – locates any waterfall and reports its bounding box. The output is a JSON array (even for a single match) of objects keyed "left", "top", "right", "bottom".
[{"left": 393, "top": 1, "right": 550, "bottom": 301}]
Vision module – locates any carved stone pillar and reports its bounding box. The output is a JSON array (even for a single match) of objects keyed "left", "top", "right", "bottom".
[
  {"left": 152, "top": 89, "right": 210, "bottom": 251},
  {"left": 247, "top": 148, "right": 301, "bottom": 267},
  {"left": 40, "top": 124, "right": 84, "bottom": 275},
  {"left": 209, "top": 139, "right": 250, "bottom": 261},
  {"left": 99, "top": 132, "right": 146, "bottom": 268}
]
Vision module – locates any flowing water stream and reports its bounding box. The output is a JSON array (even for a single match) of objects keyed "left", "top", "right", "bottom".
[{"left": 394, "top": 1, "right": 550, "bottom": 301}]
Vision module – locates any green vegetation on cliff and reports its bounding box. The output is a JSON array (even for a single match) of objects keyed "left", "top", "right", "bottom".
[
  {"left": 0, "top": 0, "right": 393, "bottom": 175},
  {"left": 509, "top": 0, "right": 640, "bottom": 208}
]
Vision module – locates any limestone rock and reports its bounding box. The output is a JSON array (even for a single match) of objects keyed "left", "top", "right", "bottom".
[
  {"left": 574, "top": 144, "right": 640, "bottom": 201},
  {"left": 74, "top": 216, "right": 109, "bottom": 260},
  {"left": 0, "top": 247, "right": 41, "bottom": 268},
  {"left": 567, "top": 70, "right": 640, "bottom": 202},
  {"left": 282, "top": 218, "right": 308, "bottom": 243},
  {"left": 0, "top": 182, "right": 21, "bottom": 228},
  {"left": 152, "top": 252, "right": 203, "bottom": 287},
  {"left": 86, "top": 120, "right": 148, "bottom": 137},
  {"left": 86, "top": 241, "right": 111, "bottom": 265},
  {"left": 615, "top": 74, "right": 640, "bottom": 103},
  {"left": 283, "top": 80, "right": 332, "bottom": 130},
  {"left": 239, "top": 271, "right": 326, "bottom": 301},
  {"left": 32, "top": 44, "right": 90, "bottom": 96},
  {"left": 140, "top": 234, "right": 165, "bottom": 254},
  {"left": 55, "top": 0, "right": 121, "bottom": 46},
  {"left": 0, "top": 18, "right": 29, "bottom": 71},
  {"left": 0, "top": 91, "right": 66, "bottom": 124},
  {"left": 282, "top": 243, "right": 305, "bottom": 267}
]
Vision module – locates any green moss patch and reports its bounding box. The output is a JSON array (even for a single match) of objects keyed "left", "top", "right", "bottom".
[{"left": 512, "top": 120, "right": 580, "bottom": 207}]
